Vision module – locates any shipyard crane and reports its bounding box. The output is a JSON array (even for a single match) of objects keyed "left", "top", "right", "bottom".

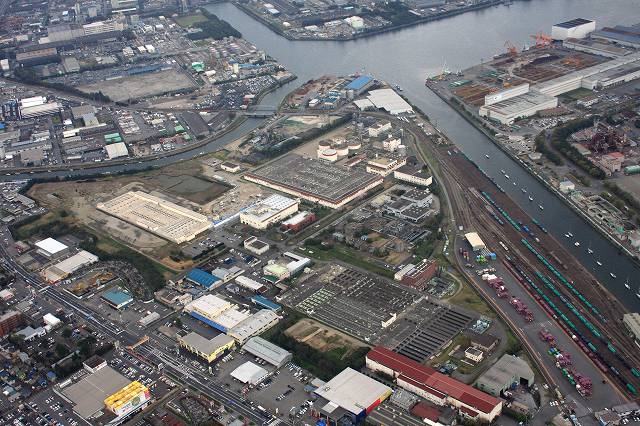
[
  {"left": 530, "top": 31, "right": 553, "bottom": 48},
  {"left": 504, "top": 41, "right": 518, "bottom": 57}
]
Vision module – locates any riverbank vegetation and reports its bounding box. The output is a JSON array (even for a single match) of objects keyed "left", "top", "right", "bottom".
[{"left": 548, "top": 117, "right": 605, "bottom": 179}]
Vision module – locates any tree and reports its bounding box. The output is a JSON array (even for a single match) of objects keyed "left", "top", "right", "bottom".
[
  {"left": 61, "top": 327, "right": 72, "bottom": 338},
  {"left": 174, "top": 318, "right": 183, "bottom": 328},
  {"left": 55, "top": 343, "right": 69, "bottom": 358}
]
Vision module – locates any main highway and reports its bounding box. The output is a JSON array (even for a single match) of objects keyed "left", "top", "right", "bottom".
[{"left": 0, "top": 225, "right": 282, "bottom": 426}]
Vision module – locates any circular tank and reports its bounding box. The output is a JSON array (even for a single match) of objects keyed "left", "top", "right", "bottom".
[
  {"left": 319, "top": 148, "right": 338, "bottom": 162},
  {"left": 318, "top": 140, "right": 331, "bottom": 150},
  {"left": 334, "top": 144, "right": 349, "bottom": 157},
  {"left": 348, "top": 140, "right": 362, "bottom": 151}
]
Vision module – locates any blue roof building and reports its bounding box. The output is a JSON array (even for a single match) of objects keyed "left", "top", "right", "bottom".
[
  {"left": 187, "top": 268, "right": 221, "bottom": 288},
  {"left": 251, "top": 295, "right": 282, "bottom": 312},
  {"left": 346, "top": 75, "right": 373, "bottom": 92},
  {"left": 101, "top": 290, "right": 134, "bottom": 309}
]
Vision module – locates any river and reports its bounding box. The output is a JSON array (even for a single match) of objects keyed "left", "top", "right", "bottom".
[{"left": 5, "top": 0, "right": 640, "bottom": 309}]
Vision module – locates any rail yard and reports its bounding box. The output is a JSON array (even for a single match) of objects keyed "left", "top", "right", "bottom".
[{"left": 431, "top": 142, "right": 640, "bottom": 401}]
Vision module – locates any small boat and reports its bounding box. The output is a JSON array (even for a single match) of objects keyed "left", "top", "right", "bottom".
[
  {"left": 513, "top": 182, "right": 517, "bottom": 186},
  {"left": 505, "top": 175, "right": 510, "bottom": 179},
  {"left": 521, "top": 188, "right": 527, "bottom": 193},
  {"left": 501, "top": 170, "right": 505, "bottom": 174},
  {"left": 539, "top": 205, "right": 544, "bottom": 210},
  {"left": 574, "top": 242, "right": 580, "bottom": 247},
  {"left": 565, "top": 233, "right": 570, "bottom": 238},
  {"left": 568, "top": 232, "right": 573, "bottom": 238},
  {"left": 485, "top": 154, "right": 490, "bottom": 159},
  {"left": 624, "top": 278, "right": 631, "bottom": 290},
  {"left": 528, "top": 196, "right": 533, "bottom": 201},
  {"left": 610, "top": 272, "right": 617, "bottom": 278},
  {"left": 596, "top": 260, "right": 603, "bottom": 266},
  {"left": 587, "top": 248, "right": 593, "bottom": 254}
]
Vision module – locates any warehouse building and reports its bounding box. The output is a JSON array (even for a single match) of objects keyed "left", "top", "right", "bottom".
[
  {"left": 235, "top": 275, "right": 267, "bottom": 293},
  {"left": 475, "top": 354, "right": 535, "bottom": 397},
  {"left": 184, "top": 294, "right": 234, "bottom": 327},
  {"left": 97, "top": 191, "right": 211, "bottom": 244},
  {"left": 101, "top": 290, "right": 134, "bottom": 310},
  {"left": 399, "top": 259, "right": 438, "bottom": 290},
  {"left": 231, "top": 361, "right": 268, "bottom": 385},
  {"left": 365, "top": 89, "right": 413, "bottom": 115},
  {"left": 240, "top": 195, "right": 299, "bottom": 230},
  {"left": 178, "top": 332, "right": 235, "bottom": 363},
  {"left": 312, "top": 367, "right": 392, "bottom": 425},
  {"left": 105, "top": 142, "right": 129, "bottom": 159},
  {"left": 563, "top": 37, "right": 631, "bottom": 58},
  {"left": 366, "top": 346, "right": 502, "bottom": 422},
  {"left": 251, "top": 295, "right": 282, "bottom": 312},
  {"left": 228, "top": 309, "right": 279, "bottom": 344},
  {"left": 551, "top": 18, "right": 596, "bottom": 40},
  {"left": 346, "top": 75, "right": 374, "bottom": 94},
  {"left": 41, "top": 250, "right": 99, "bottom": 283},
  {"left": 244, "top": 154, "right": 383, "bottom": 209},
  {"left": 186, "top": 268, "right": 221, "bottom": 289},
  {"left": 366, "top": 156, "right": 407, "bottom": 177},
  {"left": 35, "top": 237, "right": 68, "bottom": 258},
  {"left": 465, "top": 232, "right": 486, "bottom": 251},
  {"left": 242, "top": 336, "right": 291, "bottom": 367}
]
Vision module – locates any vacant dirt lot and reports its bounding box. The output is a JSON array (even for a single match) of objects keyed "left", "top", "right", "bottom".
[{"left": 285, "top": 318, "right": 366, "bottom": 355}]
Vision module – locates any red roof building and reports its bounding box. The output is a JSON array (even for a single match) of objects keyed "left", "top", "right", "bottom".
[{"left": 366, "top": 346, "right": 502, "bottom": 422}]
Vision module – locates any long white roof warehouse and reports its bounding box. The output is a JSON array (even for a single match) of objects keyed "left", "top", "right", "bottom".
[{"left": 465, "top": 232, "right": 486, "bottom": 251}]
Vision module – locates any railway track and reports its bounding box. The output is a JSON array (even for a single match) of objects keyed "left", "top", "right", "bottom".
[{"left": 437, "top": 150, "right": 640, "bottom": 397}]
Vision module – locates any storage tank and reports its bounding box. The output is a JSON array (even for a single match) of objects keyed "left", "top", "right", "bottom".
[
  {"left": 348, "top": 140, "right": 362, "bottom": 151},
  {"left": 335, "top": 143, "right": 349, "bottom": 157},
  {"left": 397, "top": 144, "right": 407, "bottom": 156},
  {"left": 318, "top": 140, "right": 331, "bottom": 150},
  {"left": 318, "top": 148, "right": 338, "bottom": 162}
]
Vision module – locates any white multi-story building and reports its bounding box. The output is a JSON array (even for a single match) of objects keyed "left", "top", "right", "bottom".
[{"left": 240, "top": 195, "right": 299, "bottom": 230}]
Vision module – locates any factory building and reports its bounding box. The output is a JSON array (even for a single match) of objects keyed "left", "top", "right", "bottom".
[
  {"left": 551, "top": 18, "right": 596, "bottom": 40},
  {"left": 105, "top": 142, "right": 129, "bottom": 159},
  {"left": 368, "top": 121, "right": 392, "bottom": 138},
  {"left": 366, "top": 347, "right": 502, "bottom": 422},
  {"left": 393, "top": 164, "right": 433, "bottom": 187},
  {"left": 15, "top": 47, "right": 59, "bottom": 65},
  {"left": 240, "top": 194, "right": 299, "bottom": 230},
  {"left": 475, "top": 354, "right": 535, "bottom": 397},
  {"left": 365, "top": 89, "right": 413, "bottom": 115},
  {"left": 479, "top": 90, "right": 558, "bottom": 125},
  {"left": 178, "top": 332, "right": 235, "bottom": 363},
  {"left": 563, "top": 37, "right": 631, "bottom": 58},
  {"left": 242, "top": 336, "right": 291, "bottom": 368},
  {"left": 312, "top": 367, "right": 392, "bottom": 425},
  {"left": 345, "top": 75, "right": 374, "bottom": 95},
  {"left": 184, "top": 294, "right": 234, "bottom": 328},
  {"left": 591, "top": 23, "right": 640, "bottom": 48},
  {"left": 366, "top": 157, "right": 407, "bottom": 177},
  {"left": 244, "top": 154, "right": 383, "bottom": 209}
]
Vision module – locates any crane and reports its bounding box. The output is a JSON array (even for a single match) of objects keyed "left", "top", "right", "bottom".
[
  {"left": 530, "top": 31, "right": 553, "bottom": 48},
  {"left": 504, "top": 41, "right": 518, "bottom": 57}
]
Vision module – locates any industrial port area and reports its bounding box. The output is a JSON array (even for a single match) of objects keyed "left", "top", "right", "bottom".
[{"left": 2, "top": 1, "right": 640, "bottom": 426}]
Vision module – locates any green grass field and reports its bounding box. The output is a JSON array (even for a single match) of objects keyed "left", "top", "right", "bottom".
[
  {"left": 560, "top": 87, "right": 594, "bottom": 101},
  {"left": 174, "top": 14, "right": 208, "bottom": 28}
]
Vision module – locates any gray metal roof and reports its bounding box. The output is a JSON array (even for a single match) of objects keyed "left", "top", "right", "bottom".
[{"left": 242, "top": 336, "right": 291, "bottom": 366}]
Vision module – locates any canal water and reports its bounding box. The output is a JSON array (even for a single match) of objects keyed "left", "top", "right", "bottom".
[
  {"left": 204, "top": 0, "right": 640, "bottom": 310},
  {"left": 5, "top": 0, "right": 640, "bottom": 308}
]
